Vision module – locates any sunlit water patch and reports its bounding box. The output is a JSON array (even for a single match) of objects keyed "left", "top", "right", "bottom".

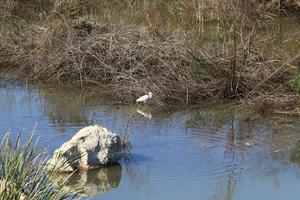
[{"left": 1, "top": 79, "right": 300, "bottom": 200}]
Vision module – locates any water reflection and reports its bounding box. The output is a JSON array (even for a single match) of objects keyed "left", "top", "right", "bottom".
[
  {"left": 38, "top": 85, "right": 89, "bottom": 128},
  {"left": 291, "top": 140, "right": 300, "bottom": 164},
  {"left": 1, "top": 81, "right": 300, "bottom": 200},
  {"left": 54, "top": 165, "right": 122, "bottom": 197},
  {"left": 136, "top": 108, "right": 152, "bottom": 119}
]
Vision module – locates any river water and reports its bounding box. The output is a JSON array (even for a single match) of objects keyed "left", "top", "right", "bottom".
[
  {"left": 1, "top": 2, "right": 300, "bottom": 198},
  {"left": 1, "top": 79, "right": 300, "bottom": 200}
]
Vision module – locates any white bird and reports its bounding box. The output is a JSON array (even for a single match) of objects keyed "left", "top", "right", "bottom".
[{"left": 136, "top": 92, "right": 153, "bottom": 103}]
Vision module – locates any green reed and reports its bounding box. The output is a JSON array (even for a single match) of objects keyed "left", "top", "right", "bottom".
[{"left": 0, "top": 132, "right": 77, "bottom": 199}]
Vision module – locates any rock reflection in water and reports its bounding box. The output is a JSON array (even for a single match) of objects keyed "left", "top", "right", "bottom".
[{"left": 55, "top": 165, "right": 122, "bottom": 197}]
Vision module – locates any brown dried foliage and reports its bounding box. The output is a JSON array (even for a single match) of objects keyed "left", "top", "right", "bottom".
[
  {"left": 0, "top": 16, "right": 296, "bottom": 106},
  {"left": 0, "top": 0, "right": 298, "bottom": 107}
]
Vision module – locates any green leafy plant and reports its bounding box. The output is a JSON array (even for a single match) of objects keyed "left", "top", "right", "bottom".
[{"left": 289, "top": 74, "right": 300, "bottom": 93}]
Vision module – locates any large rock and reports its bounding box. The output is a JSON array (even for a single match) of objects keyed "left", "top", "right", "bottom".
[{"left": 47, "top": 125, "right": 123, "bottom": 172}]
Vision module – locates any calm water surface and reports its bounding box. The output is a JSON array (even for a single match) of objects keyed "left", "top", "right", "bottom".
[{"left": 1, "top": 79, "right": 300, "bottom": 200}]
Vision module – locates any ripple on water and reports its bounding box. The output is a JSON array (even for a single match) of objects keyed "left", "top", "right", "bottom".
[
  {"left": 127, "top": 130, "right": 246, "bottom": 185},
  {"left": 149, "top": 163, "right": 242, "bottom": 182}
]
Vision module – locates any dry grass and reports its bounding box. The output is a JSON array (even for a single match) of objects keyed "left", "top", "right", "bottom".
[
  {"left": 0, "top": 0, "right": 15, "bottom": 17},
  {"left": 0, "top": 0, "right": 298, "bottom": 108}
]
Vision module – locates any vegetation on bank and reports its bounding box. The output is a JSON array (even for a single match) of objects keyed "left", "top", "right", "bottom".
[
  {"left": 0, "top": 133, "right": 76, "bottom": 199},
  {"left": 0, "top": 0, "right": 299, "bottom": 109}
]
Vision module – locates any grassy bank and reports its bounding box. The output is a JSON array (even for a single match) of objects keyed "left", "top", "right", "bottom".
[
  {"left": 0, "top": 0, "right": 299, "bottom": 109},
  {"left": 0, "top": 132, "right": 76, "bottom": 199}
]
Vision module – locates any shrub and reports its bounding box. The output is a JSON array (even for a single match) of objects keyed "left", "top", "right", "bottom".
[{"left": 289, "top": 75, "right": 300, "bottom": 93}]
